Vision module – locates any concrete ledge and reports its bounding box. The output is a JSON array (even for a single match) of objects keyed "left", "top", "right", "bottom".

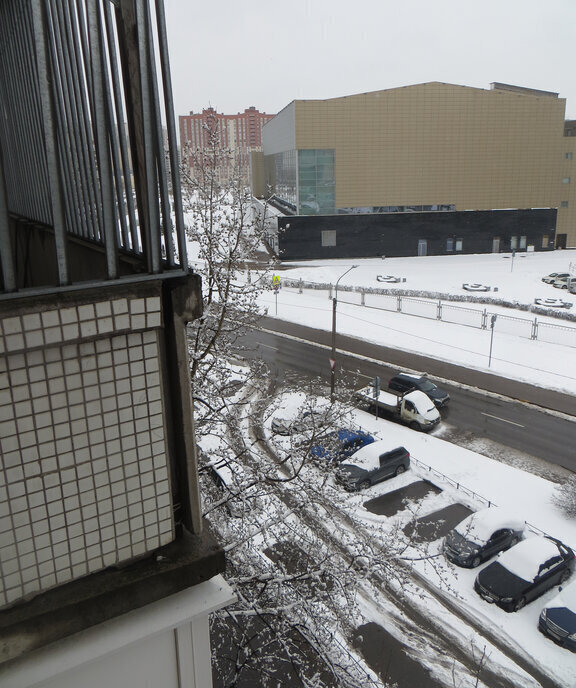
[{"left": 0, "top": 525, "right": 225, "bottom": 666}]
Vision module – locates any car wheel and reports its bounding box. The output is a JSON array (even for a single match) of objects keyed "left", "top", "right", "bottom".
[
  {"left": 409, "top": 421, "right": 420, "bottom": 431},
  {"left": 471, "top": 555, "right": 481, "bottom": 568},
  {"left": 358, "top": 480, "right": 371, "bottom": 490},
  {"left": 395, "top": 465, "right": 406, "bottom": 476},
  {"left": 559, "top": 569, "right": 571, "bottom": 584},
  {"left": 514, "top": 597, "right": 526, "bottom": 612}
]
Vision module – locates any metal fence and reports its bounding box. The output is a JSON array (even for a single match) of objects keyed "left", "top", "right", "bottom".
[{"left": 283, "top": 280, "right": 576, "bottom": 349}]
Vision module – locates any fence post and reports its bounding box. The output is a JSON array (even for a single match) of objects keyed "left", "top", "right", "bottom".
[
  {"left": 481, "top": 309, "right": 487, "bottom": 330},
  {"left": 532, "top": 318, "right": 538, "bottom": 340},
  {"left": 437, "top": 299, "right": 442, "bottom": 320},
  {"left": 329, "top": 284, "right": 333, "bottom": 299},
  {"left": 299, "top": 279, "right": 303, "bottom": 294},
  {"left": 361, "top": 290, "right": 365, "bottom": 306},
  {"left": 397, "top": 295, "right": 402, "bottom": 312}
]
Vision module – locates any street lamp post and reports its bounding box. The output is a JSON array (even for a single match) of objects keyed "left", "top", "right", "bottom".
[
  {"left": 330, "top": 265, "right": 358, "bottom": 402},
  {"left": 488, "top": 314, "right": 497, "bottom": 367}
]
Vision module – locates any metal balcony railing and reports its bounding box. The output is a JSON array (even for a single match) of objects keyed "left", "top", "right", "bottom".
[{"left": 0, "top": 0, "right": 187, "bottom": 294}]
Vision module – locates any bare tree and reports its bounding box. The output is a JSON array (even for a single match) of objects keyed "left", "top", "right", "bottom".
[{"left": 179, "top": 115, "right": 453, "bottom": 687}]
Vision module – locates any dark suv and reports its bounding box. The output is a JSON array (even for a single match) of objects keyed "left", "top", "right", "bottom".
[
  {"left": 337, "top": 446, "right": 410, "bottom": 491},
  {"left": 388, "top": 372, "right": 450, "bottom": 408}
]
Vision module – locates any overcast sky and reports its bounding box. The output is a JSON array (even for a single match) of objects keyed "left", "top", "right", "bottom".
[{"left": 163, "top": 0, "right": 576, "bottom": 120}]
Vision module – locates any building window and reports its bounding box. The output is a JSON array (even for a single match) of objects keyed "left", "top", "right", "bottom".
[
  {"left": 298, "top": 149, "right": 335, "bottom": 215},
  {"left": 519, "top": 236, "right": 527, "bottom": 249},
  {"left": 542, "top": 234, "right": 549, "bottom": 248},
  {"left": 566, "top": 152, "right": 573, "bottom": 160},
  {"left": 322, "top": 230, "right": 336, "bottom": 247},
  {"left": 561, "top": 201, "right": 569, "bottom": 208},
  {"left": 562, "top": 177, "right": 571, "bottom": 184},
  {"left": 455, "top": 238, "right": 463, "bottom": 251},
  {"left": 510, "top": 236, "right": 518, "bottom": 249},
  {"left": 446, "top": 238, "right": 454, "bottom": 251}
]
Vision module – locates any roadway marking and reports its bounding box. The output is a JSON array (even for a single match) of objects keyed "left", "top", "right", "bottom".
[
  {"left": 481, "top": 412, "right": 524, "bottom": 428},
  {"left": 259, "top": 343, "right": 278, "bottom": 351}
]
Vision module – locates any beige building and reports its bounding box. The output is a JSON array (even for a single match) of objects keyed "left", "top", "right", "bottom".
[{"left": 262, "top": 82, "right": 575, "bottom": 248}]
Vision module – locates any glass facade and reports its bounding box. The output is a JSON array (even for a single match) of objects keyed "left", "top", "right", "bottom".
[
  {"left": 265, "top": 150, "right": 298, "bottom": 212},
  {"left": 265, "top": 149, "right": 335, "bottom": 215},
  {"left": 298, "top": 149, "right": 335, "bottom": 215}
]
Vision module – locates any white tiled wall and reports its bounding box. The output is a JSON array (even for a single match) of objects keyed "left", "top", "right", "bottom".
[{"left": 0, "top": 295, "right": 174, "bottom": 608}]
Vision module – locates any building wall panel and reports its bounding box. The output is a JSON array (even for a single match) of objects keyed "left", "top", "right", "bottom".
[{"left": 0, "top": 292, "right": 173, "bottom": 608}]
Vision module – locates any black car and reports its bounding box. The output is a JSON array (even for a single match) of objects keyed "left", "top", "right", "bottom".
[
  {"left": 539, "top": 579, "right": 576, "bottom": 652},
  {"left": 474, "top": 536, "right": 574, "bottom": 613},
  {"left": 388, "top": 373, "right": 450, "bottom": 408},
  {"left": 443, "top": 507, "right": 525, "bottom": 568},
  {"left": 337, "top": 445, "right": 410, "bottom": 491}
]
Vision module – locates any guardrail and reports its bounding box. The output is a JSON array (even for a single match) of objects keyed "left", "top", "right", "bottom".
[
  {"left": 410, "top": 455, "right": 550, "bottom": 538},
  {"left": 410, "top": 455, "right": 495, "bottom": 508}
]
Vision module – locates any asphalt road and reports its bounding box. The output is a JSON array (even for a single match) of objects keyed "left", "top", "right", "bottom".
[{"left": 242, "top": 316, "right": 576, "bottom": 472}]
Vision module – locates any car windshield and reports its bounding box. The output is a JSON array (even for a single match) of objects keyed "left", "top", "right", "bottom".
[{"left": 446, "top": 530, "right": 478, "bottom": 553}]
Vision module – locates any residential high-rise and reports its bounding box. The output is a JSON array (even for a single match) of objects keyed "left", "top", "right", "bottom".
[{"left": 180, "top": 106, "right": 274, "bottom": 183}]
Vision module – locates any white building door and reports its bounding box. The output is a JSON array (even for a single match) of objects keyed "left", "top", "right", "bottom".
[{"left": 418, "top": 239, "right": 427, "bottom": 256}]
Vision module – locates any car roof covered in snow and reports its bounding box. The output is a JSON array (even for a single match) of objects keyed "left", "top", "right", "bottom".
[
  {"left": 497, "top": 536, "right": 568, "bottom": 582},
  {"left": 344, "top": 439, "right": 404, "bottom": 470},
  {"left": 455, "top": 507, "right": 525, "bottom": 545}
]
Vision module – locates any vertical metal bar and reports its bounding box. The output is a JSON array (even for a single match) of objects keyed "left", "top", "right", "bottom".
[
  {"left": 75, "top": 0, "right": 105, "bottom": 242},
  {"left": 153, "top": 0, "right": 183, "bottom": 266},
  {"left": 135, "top": 0, "right": 161, "bottom": 273},
  {"left": 70, "top": 0, "right": 103, "bottom": 242},
  {"left": 103, "top": 1, "right": 137, "bottom": 251},
  {"left": 0, "top": 156, "right": 16, "bottom": 292},
  {"left": 31, "top": 0, "right": 70, "bottom": 286},
  {"left": 87, "top": 0, "right": 118, "bottom": 279},
  {"left": 46, "top": 1, "right": 86, "bottom": 240},
  {"left": 58, "top": 0, "right": 98, "bottom": 241},
  {"left": 146, "top": 38, "right": 174, "bottom": 267}
]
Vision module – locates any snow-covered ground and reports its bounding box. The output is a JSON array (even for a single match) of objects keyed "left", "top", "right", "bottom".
[
  {"left": 262, "top": 252, "right": 576, "bottom": 686},
  {"left": 267, "top": 391, "right": 576, "bottom": 687},
  {"left": 259, "top": 250, "right": 576, "bottom": 396}
]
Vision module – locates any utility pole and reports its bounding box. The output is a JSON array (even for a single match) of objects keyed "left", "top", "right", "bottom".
[{"left": 330, "top": 265, "right": 358, "bottom": 402}]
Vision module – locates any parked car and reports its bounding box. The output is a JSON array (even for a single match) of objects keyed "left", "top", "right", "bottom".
[
  {"left": 272, "top": 410, "right": 325, "bottom": 435},
  {"left": 443, "top": 507, "right": 525, "bottom": 568},
  {"left": 388, "top": 372, "right": 450, "bottom": 408},
  {"left": 474, "top": 536, "right": 575, "bottom": 612},
  {"left": 542, "top": 272, "right": 571, "bottom": 284},
  {"left": 311, "top": 429, "right": 374, "bottom": 463},
  {"left": 552, "top": 275, "right": 574, "bottom": 289},
  {"left": 337, "top": 443, "right": 410, "bottom": 491},
  {"left": 539, "top": 579, "right": 576, "bottom": 652},
  {"left": 533, "top": 297, "right": 572, "bottom": 309}
]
